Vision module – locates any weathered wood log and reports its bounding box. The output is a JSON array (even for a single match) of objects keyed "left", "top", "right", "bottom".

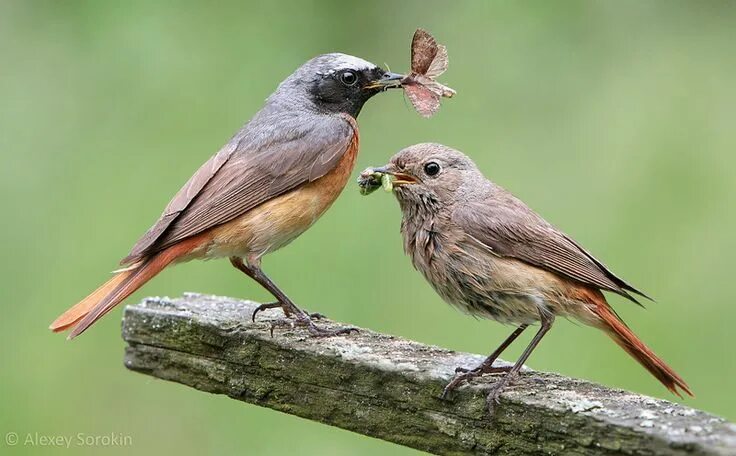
[{"left": 122, "top": 293, "right": 735, "bottom": 455}]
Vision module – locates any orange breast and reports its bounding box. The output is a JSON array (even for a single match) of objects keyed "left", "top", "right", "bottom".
[{"left": 197, "top": 123, "right": 360, "bottom": 261}]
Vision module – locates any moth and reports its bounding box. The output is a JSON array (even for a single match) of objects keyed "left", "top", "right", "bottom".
[{"left": 401, "top": 29, "right": 456, "bottom": 117}]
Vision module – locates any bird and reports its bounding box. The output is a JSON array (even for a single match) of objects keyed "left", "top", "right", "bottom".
[
  {"left": 370, "top": 143, "right": 692, "bottom": 412},
  {"left": 50, "top": 53, "right": 404, "bottom": 339}
]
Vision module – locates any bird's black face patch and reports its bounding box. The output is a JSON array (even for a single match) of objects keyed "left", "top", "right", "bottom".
[{"left": 311, "top": 66, "right": 387, "bottom": 118}]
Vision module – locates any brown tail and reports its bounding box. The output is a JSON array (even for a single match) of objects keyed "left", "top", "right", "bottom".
[
  {"left": 593, "top": 302, "right": 693, "bottom": 398},
  {"left": 50, "top": 235, "right": 204, "bottom": 339}
]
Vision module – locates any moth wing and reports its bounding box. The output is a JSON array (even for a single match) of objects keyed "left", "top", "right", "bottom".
[
  {"left": 425, "top": 80, "right": 457, "bottom": 98},
  {"left": 404, "top": 83, "right": 440, "bottom": 118},
  {"left": 426, "top": 44, "right": 449, "bottom": 79},
  {"left": 411, "top": 28, "right": 438, "bottom": 74}
]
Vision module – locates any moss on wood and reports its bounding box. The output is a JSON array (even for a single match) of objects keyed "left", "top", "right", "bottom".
[{"left": 122, "top": 294, "right": 736, "bottom": 455}]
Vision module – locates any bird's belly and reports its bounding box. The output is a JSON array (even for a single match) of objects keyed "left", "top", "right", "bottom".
[
  {"left": 423, "top": 249, "right": 577, "bottom": 325},
  {"left": 203, "top": 139, "right": 359, "bottom": 260},
  {"left": 447, "top": 289, "right": 547, "bottom": 325}
]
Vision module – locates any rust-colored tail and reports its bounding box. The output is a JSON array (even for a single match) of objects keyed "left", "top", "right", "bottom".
[
  {"left": 50, "top": 235, "right": 204, "bottom": 339},
  {"left": 593, "top": 302, "right": 693, "bottom": 398},
  {"left": 49, "top": 271, "right": 133, "bottom": 333}
]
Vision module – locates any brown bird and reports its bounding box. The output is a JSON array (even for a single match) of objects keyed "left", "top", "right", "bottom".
[
  {"left": 370, "top": 143, "right": 692, "bottom": 411},
  {"left": 50, "top": 53, "right": 403, "bottom": 339}
]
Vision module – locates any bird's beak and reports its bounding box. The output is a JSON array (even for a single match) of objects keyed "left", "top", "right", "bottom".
[
  {"left": 365, "top": 72, "right": 404, "bottom": 90},
  {"left": 372, "top": 165, "right": 416, "bottom": 186}
]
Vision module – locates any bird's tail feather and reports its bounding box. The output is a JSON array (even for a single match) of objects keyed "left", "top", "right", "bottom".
[
  {"left": 594, "top": 304, "right": 693, "bottom": 398},
  {"left": 49, "top": 234, "right": 204, "bottom": 339},
  {"left": 49, "top": 271, "right": 133, "bottom": 333}
]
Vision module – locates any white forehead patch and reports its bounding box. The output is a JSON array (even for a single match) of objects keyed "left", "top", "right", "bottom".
[{"left": 329, "top": 53, "right": 376, "bottom": 71}]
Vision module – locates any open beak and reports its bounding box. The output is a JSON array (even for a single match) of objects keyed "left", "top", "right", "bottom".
[
  {"left": 365, "top": 72, "right": 404, "bottom": 90},
  {"left": 372, "top": 165, "right": 416, "bottom": 186}
]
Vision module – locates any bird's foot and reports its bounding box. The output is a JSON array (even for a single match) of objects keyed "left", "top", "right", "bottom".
[
  {"left": 252, "top": 301, "right": 325, "bottom": 322},
  {"left": 441, "top": 364, "right": 512, "bottom": 399},
  {"left": 266, "top": 311, "right": 357, "bottom": 338},
  {"left": 252, "top": 301, "right": 286, "bottom": 321},
  {"left": 297, "top": 314, "right": 358, "bottom": 338},
  {"left": 484, "top": 371, "right": 518, "bottom": 416}
]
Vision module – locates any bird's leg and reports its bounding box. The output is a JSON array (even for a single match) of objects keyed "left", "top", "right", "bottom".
[
  {"left": 229, "top": 257, "right": 354, "bottom": 337},
  {"left": 229, "top": 258, "right": 295, "bottom": 319},
  {"left": 455, "top": 324, "right": 529, "bottom": 374},
  {"left": 485, "top": 312, "right": 555, "bottom": 415},
  {"left": 441, "top": 324, "right": 528, "bottom": 399}
]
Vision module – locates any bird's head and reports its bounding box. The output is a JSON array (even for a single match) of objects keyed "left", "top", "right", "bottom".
[
  {"left": 371, "top": 143, "right": 484, "bottom": 213},
  {"left": 269, "top": 53, "right": 403, "bottom": 118}
]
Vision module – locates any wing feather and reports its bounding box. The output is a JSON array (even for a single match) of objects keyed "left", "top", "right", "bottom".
[
  {"left": 455, "top": 198, "right": 649, "bottom": 304},
  {"left": 122, "top": 114, "right": 355, "bottom": 264}
]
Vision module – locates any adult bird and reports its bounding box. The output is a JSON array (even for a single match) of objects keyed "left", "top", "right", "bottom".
[
  {"left": 50, "top": 53, "right": 403, "bottom": 338},
  {"left": 371, "top": 143, "right": 692, "bottom": 412}
]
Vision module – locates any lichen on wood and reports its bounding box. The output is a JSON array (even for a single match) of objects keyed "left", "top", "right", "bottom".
[{"left": 122, "top": 293, "right": 736, "bottom": 455}]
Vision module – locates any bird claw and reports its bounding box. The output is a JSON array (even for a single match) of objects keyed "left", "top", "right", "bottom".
[
  {"left": 252, "top": 301, "right": 288, "bottom": 322},
  {"left": 485, "top": 379, "right": 508, "bottom": 416},
  {"left": 268, "top": 318, "right": 296, "bottom": 337},
  {"left": 484, "top": 370, "right": 521, "bottom": 415},
  {"left": 296, "top": 314, "right": 357, "bottom": 337},
  {"left": 305, "top": 323, "right": 358, "bottom": 338},
  {"left": 266, "top": 313, "right": 357, "bottom": 338},
  {"left": 252, "top": 302, "right": 325, "bottom": 322},
  {"left": 485, "top": 389, "right": 502, "bottom": 416},
  {"left": 441, "top": 365, "right": 513, "bottom": 400},
  {"left": 441, "top": 369, "right": 482, "bottom": 399}
]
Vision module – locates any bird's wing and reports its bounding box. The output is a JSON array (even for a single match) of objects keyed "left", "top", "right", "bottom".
[
  {"left": 122, "top": 114, "right": 356, "bottom": 264},
  {"left": 454, "top": 200, "right": 649, "bottom": 303}
]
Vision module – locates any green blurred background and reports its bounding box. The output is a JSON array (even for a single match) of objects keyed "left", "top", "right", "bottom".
[{"left": 2, "top": 1, "right": 735, "bottom": 454}]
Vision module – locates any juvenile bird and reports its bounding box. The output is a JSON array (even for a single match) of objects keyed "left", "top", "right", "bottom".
[
  {"left": 371, "top": 143, "right": 692, "bottom": 412},
  {"left": 50, "top": 54, "right": 403, "bottom": 338}
]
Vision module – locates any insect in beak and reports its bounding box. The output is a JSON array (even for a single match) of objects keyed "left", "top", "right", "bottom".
[{"left": 371, "top": 166, "right": 417, "bottom": 186}]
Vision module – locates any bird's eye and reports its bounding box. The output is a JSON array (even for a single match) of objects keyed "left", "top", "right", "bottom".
[
  {"left": 340, "top": 70, "right": 358, "bottom": 86},
  {"left": 424, "top": 161, "right": 441, "bottom": 177}
]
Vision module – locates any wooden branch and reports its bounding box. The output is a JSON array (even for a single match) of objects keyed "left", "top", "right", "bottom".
[{"left": 122, "top": 293, "right": 735, "bottom": 455}]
